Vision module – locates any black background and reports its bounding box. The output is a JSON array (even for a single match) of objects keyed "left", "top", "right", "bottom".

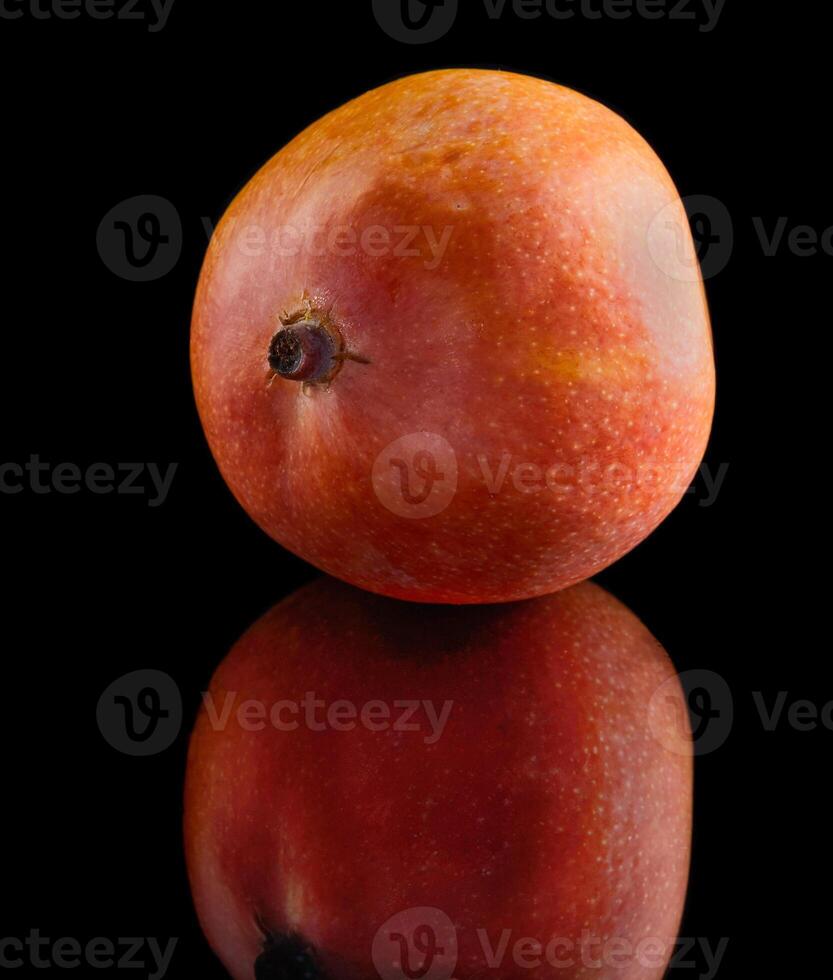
[{"left": 2, "top": 1, "right": 826, "bottom": 977}]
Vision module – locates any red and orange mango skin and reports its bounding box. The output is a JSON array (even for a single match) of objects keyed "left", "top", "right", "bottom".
[
  {"left": 191, "top": 69, "right": 715, "bottom": 602},
  {"left": 184, "top": 578, "right": 693, "bottom": 980}
]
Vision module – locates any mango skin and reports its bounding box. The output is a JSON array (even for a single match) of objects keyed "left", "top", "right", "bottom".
[
  {"left": 192, "top": 69, "right": 715, "bottom": 603},
  {"left": 184, "top": 578, "right": 693, "bottom": 979}
]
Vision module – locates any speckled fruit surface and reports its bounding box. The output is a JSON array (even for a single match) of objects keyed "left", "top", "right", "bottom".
[
  {"left": 184, "top": 577, "right": 692, "bottom": 980},
  {"left": 191, "top": 68, "right": 715, "bottom": 603}
]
